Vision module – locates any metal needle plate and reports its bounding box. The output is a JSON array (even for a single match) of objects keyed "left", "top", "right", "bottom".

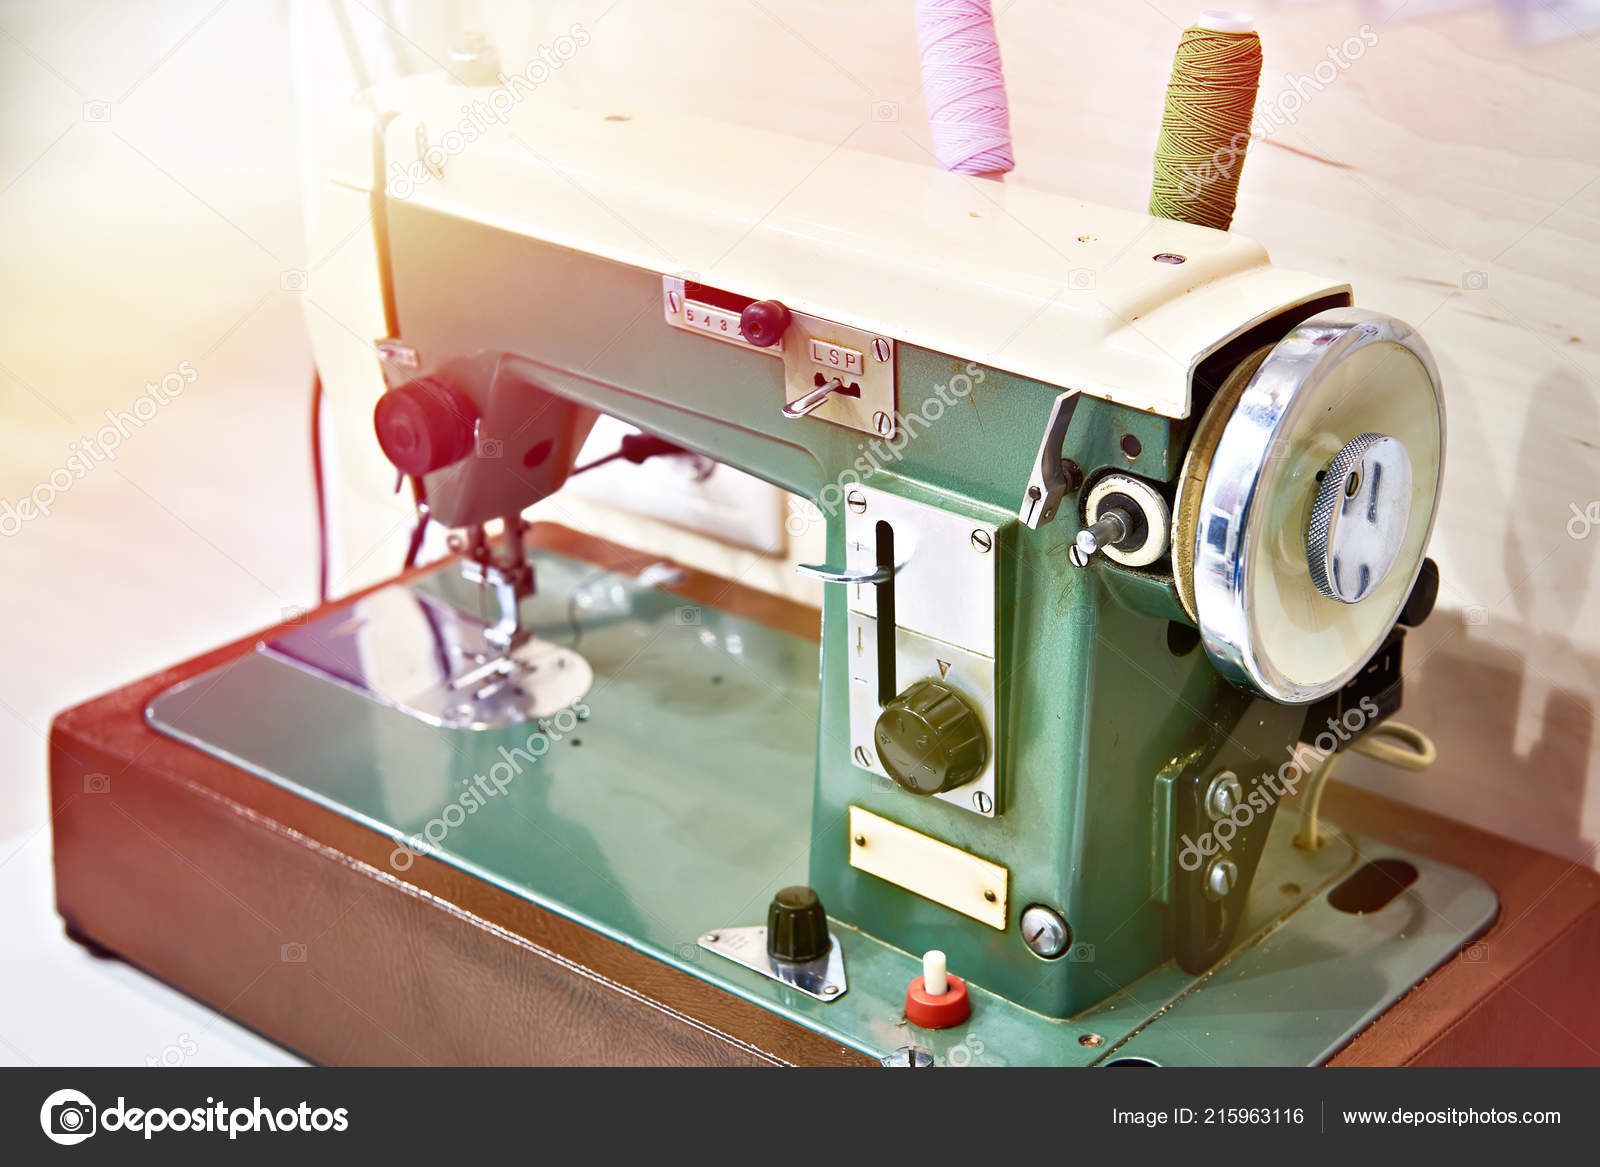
[{"left": 261, "top": 585, "right": 593, "bottom": 731}]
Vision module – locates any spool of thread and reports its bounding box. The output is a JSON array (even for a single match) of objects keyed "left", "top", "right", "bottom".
[
  {"left": 1148, "top": 11, "right": 1263, "bottom": 231},
  {"left": 916, "top": 0, "right": 1015, "bottom": 178}
]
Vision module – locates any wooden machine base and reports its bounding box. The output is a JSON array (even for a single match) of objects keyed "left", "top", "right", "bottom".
[{"left": 48, "top": 526, "right": 1600, "bottom": 1066}]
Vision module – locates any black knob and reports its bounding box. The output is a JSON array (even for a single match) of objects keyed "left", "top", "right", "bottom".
[
  {"left": 373, "top": 376, "right": 479, "bottom": 477},
  {"left": 1398, "top": 557, "right": 1439, "bottom": 628},
  {"left": 739, "top": 299, "right": 791, "bottom": 348},
  {"left": 874, "top": 679, "right": 988, "bottom": 796},
  {"left": 766, "top": 885, "right": 830, "bottom": 962}
]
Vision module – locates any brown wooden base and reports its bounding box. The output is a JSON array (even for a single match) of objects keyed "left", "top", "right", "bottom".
[{"left": 49, "top": 525, "right": 1600, "bottom": 1066}]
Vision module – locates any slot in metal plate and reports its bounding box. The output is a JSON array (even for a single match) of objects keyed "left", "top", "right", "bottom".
[{"left": 844, "top": 485, "right": 1002, "bottom": 817}]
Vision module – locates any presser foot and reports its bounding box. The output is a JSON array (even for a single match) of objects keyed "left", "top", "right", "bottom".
[{"left": 260, "top": 584, "right": 592, "bottom": 731}]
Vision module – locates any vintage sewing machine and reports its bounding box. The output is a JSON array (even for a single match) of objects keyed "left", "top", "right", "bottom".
[{"left": 67, "top": 72, "right": 1503, "bottom": 1065}]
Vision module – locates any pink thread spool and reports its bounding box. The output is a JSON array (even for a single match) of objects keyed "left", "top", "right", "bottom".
[{"left": 916, "top": 0, "right": 1015, "bottom": 180}]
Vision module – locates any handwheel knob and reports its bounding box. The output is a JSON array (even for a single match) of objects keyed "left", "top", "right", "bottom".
[
  {"left": 373, "top": 376, "right": 479, "bottom": 477},
  {"left": 1305, "top": 432, "right": 1413, "bottom": 604}
]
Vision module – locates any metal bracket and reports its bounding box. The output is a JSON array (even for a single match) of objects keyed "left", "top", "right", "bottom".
[
  {"left": 1018, "top": 390, "right": 1081, "bottom": 529},
  {"left": 697, "top": 926, "right": 848, "bottom": 1003}
]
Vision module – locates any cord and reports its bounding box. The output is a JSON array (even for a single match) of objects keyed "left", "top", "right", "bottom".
[
  {"left": 311, "top": 370, "right": 329, "bottom": 604},
  {"left": 1295, "top": 720, "right": 1438, "bottom": 851},
  {"left": 402, "top": 478, "right": 429, "bottom": 570},
  {"left": 570, "top": 432, "right": 689, "bottom": 476}
]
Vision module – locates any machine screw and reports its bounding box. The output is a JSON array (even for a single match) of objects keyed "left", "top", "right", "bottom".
[
  {"left": 1204, "top": 770, "right": 1243, "bottom": 821},
  {"left": 871, "top": 337, "right": 892, "bottom": 362},
  {"left": 666, "top": 289, "right": 682, "bottom": 314},
  {"left": 1204, "top": 858, "right": 1239, "bottom": 901},
  {"left": 881, "top": 1045, "right": 935, "bottom": 1068},
  {"left": 970, "top": 530, "right": 992, "bottom": 554},
  {"left": 1019, "top": 904, "right": 1070, "bottom": 959},
  {"left": 846, "top": 490, "right": 867, "bottom": 513},
  {"left": 449, "top": 31, "right": 501, "bottom": 86},
  {"left": 872, "top": 410, "right": 893, "bottom": 436},
  {"left": 375, "top": 339, "right": 419, "bottom": 368},
  {"left": 972, "top": 790, "right": 993, "bottom": 814}
]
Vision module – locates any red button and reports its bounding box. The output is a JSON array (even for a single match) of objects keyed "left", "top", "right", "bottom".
[{"left": 905, "top": 973, "right": 971, "bottom": 1029}]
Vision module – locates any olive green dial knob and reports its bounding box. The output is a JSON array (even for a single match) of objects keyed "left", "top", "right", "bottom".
[{"left": 873, "top": 679, "right": 988, "bottom": 796}]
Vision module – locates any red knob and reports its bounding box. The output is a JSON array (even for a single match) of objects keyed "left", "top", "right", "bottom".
[
  {"left": 739, "top": 299, "right": 791, "bottom": 348},
  {"left": 374, "top": 376, "right": 479, "bottom": 477}
]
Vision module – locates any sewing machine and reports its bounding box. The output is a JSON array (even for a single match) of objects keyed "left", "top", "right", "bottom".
[{"left": 111, "top": 71, "right": 1499, "bottom": 1065}]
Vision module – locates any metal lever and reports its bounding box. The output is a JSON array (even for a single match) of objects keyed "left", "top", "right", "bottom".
[
  {"left": 1069, "top": 508, "right": 1130, "bottom": 569},
  {"left": 795, "top": 558, "right": 909, "bottom": 586},
  {"left": 1017, "top": 390, "right": 1081, "bottom": 529},
  {"left": 783, "top": 377, "right": 848, "bottom": 420}
]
